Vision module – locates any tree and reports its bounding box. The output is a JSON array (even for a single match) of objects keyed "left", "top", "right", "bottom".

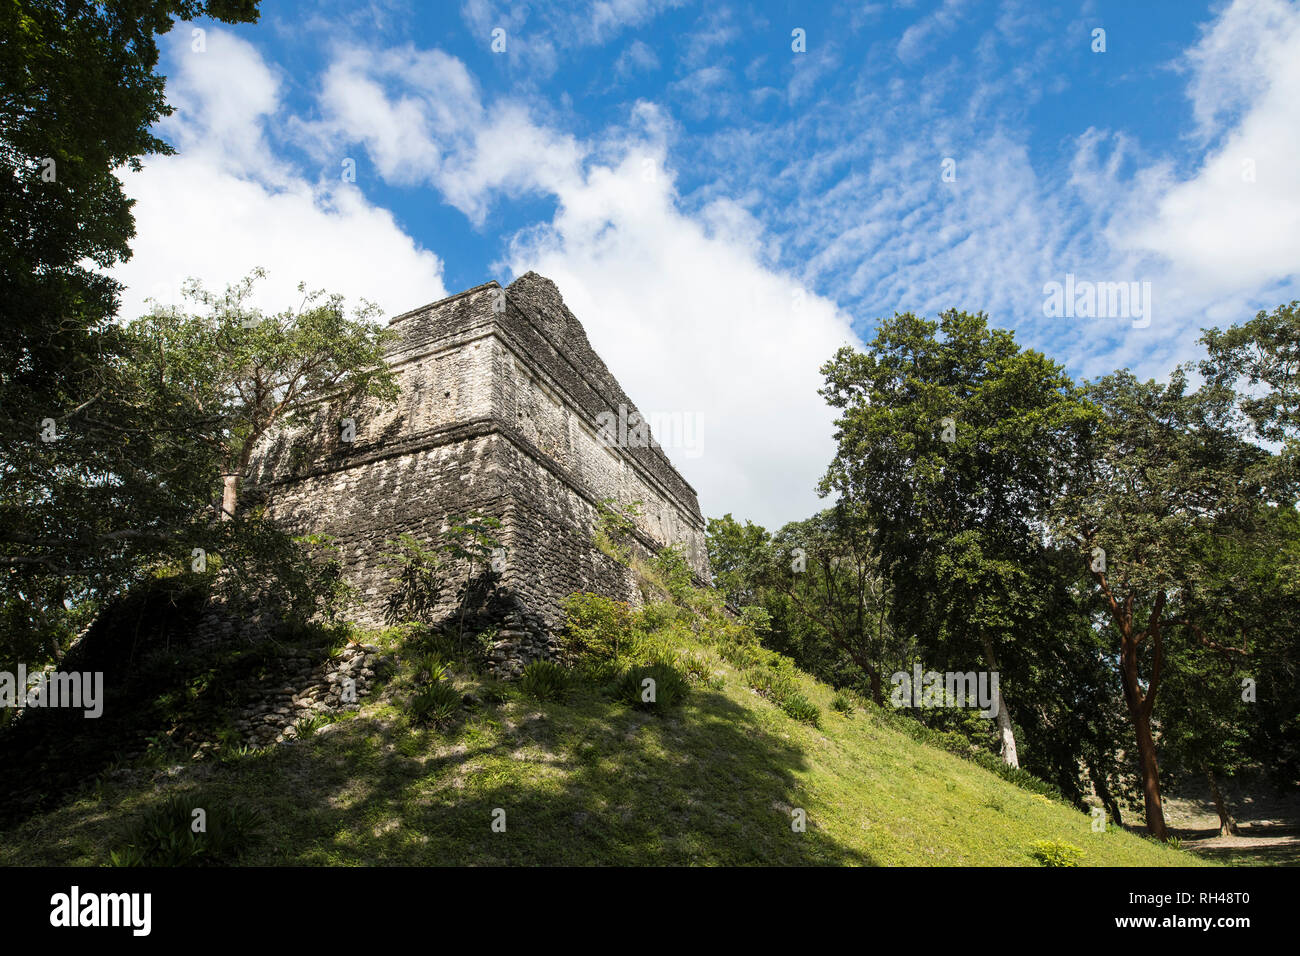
[
  {"left": 1201, "top": 301, "right": 1300, "bottom": 449},
  {"left": 707, "top": 510, "right": 897, "bottom": 703},
  {"left": 1158, "top": 507, "right": 1300, "bottom": 835},
  {"left": 771, "top": 507, "right": 895, "bottom": 705},
  {"left": 130, "top": 269, "right": 399, "bottom": 519},
  {"left": 1, "top": 0, "right": 258, "bottom": 382},
  {"left": 819, "top": 309, "right": 1095, "bottom": 766},
  {"left": 0, "top": 0, "right": 260, "bottom": 663},
  {"left": 704, "top": 513, "right": 770, "bottom": 609},
  {"left": 1052, "top": 368, "right": 1272, "bottom": 839}
]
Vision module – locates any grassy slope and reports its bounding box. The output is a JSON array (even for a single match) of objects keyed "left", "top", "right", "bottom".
[{"left": 0, "top": 623, "right": 1201, "bottom": 867}]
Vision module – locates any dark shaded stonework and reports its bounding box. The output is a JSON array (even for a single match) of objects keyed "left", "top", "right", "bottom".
[{"left": 245, "top": 273, "right": 709, "bottom": 674}]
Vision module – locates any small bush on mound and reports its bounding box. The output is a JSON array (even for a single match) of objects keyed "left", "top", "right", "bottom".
[
  {"left": 1027, "top": 839, "right": 1084, "bottom": 867},
  {"left": 411, "top": 680, "right": 461, "bottom": 726},
  {"left": 294, "top": 714, "right": 329, "bottom": 738},
  {"left": 738, "top": 605, "right": 773, "bottom": 635},
  {"left": 831, "top": 690, "right": 856, "bottom": 714},
  {"left": 520, "top": 659, "right": 569, "bottom": 703},
  {"left": 109, "top": 794, "right": 261, "bottom": 866},
  {"left": 720, "top": 639, "right": 762, "bottom": 670},
  {"left": 576, "top": 656, "right": 623, "bottom": 690},
  {"left": 478, "top": 679, "right": 513, "bottom": 705},
  {"left": 741, "top": 661, "right": 821, "bottom": 725},
  {"left": 647, "top": 548, "right": 696, "bottom": 600},
  {"left": 780, "top": 691, "right": 822, "bottom": 727},
  {"left": 744, "top": 663, "right": 796, "bottom": 702},
  {"left": 617, "top": 662, "right": 689, "bottom": 710},
  {"left": 636, "top": 601, "right": 682, "bottom": 632},
  {"left": 416, "top": 653, "right": 450, "bottom": 685},
  {"left": 676, "top": 650, "right": 722, "bottom": 689},
  {"left": 563, "top": 592, "right": 636, "bottom": 662}
]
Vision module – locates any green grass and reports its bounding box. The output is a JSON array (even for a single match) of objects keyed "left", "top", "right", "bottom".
[{"left": 0, "top": 621, "right": 1203, "bottom": 867}]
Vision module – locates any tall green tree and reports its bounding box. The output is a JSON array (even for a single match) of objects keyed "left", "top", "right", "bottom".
[
  {"left": 770, "top": 507, "right": 895, "bottom": 704},
  {"left": 1201, "top": 301, "right": 1300, "bottom": 449},
  {"left": 819, "top": 309, "right": 1096, "bottom": 766},
  {"left": 1052, "top": 368, "right": 1273, "bottom": 839},
  {"left": 1158, "top": 506, "right": 1300, "bottom": 834},
  {"left": 1, "top": 0, "right": 260, "bottom": 661}
]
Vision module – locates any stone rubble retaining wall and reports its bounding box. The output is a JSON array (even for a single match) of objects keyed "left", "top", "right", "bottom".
[{"left": 230, "top": 642, "right": 387, "bottom": 749}]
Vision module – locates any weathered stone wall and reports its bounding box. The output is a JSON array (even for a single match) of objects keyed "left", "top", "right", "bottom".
[{"left": 244, "top": 274, "right": 708, "bottom": 671}]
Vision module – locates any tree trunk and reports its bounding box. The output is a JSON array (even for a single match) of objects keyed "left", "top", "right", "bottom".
[
  {"left": 1205, "top": 768, "right": 1239, "bottom": 836},
  {"left": 979, "top": 634, "right": 1019, "bottom": 768},
  {"left": 221, "top": 473, "right": 240, "bottom": 520},
  {"left": 992, "top": 685, "right": 1019, "bottom": 768},
  {"left": 1128, "top": 698, "right": 1168, "bottom": 840},
  {"left": 867, "top": 668, "right": 883, "bottom": 708},
  {"left": 1117, "top": 622, "right": 1169, "bottom": 840},
  {"left": 1087, "top": 758, "right": 1123, "bottom": 827}
]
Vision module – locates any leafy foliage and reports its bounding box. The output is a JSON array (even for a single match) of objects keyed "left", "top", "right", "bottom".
[
  {"left": 1027, "top": 839, "right": 1084, "bottom": 867},
  {"left": 562, "top": 592, "right": 636, "bottom": 662},
  {"left": 411, "top": 681, "right": 462, "bottom": 727},
  {"left": 109, "top": 794, "right": 261, "bottom": 866},
  {"left": 594, "top": 497, "right": 642, "bottom": 564},
  {"left": 379, "top": 515, "right": 505, "bottom": 657},
  {"left": 519, "top": 659, "right": 569, "bottom": 703},
  {"left": 616, "top": 661, "right": 688, "bottom": 710},
  {"left": 0, "top": 0, "right": 261, "bottom": 668},
  {"left": 381, "top": 534, "right": 444, "bottom": 625}
]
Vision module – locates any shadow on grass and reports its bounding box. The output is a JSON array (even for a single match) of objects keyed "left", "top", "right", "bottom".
[{"left": 91, "top": 682, "right": 877, "bottom": 866}]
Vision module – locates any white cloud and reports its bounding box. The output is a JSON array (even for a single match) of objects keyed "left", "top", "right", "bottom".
[
  {"left": 1121, "top": 0, "right": 1300, "bottom": 301},
  {"left": 111, "top": 29, "right": 447, "bottom": 323},
  {"left": 615, "top": 39, "right": 660, "bottom": 78},
  {"left": 897, "top": 0, "right": 973, "bottom": 63},
  {"left": 457, "top": 0, "right": 682, "bottom": 79},
  {"left": 304, "top": 46, "right": 584, "bottom": 225}
]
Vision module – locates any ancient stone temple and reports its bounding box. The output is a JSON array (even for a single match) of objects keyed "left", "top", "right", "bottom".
[{"left": 244, "top": 272, "right": 708, "bottom": 672}]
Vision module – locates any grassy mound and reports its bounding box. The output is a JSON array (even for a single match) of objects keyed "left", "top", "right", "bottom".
[{"left": 0, "top": 578, "right": 1201, "bottom": 866}]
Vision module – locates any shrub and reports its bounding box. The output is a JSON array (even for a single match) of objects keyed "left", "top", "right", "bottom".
[
  {"left": 831, "top": 690, "right": 855, "bottom": 714},
  {"left": 576, "top": 656, "right": 623, "bottom": 689},
  {"left": 649, "top": 546, "right": 695, "bottom": 603},
  {"left": 109, "top": 794, "right": 261, "bottom": 866},
  {"left": 293, "top": 714, "right": 329, "bottom": 738},
  {"left": 411, "top": 680, "right": 461, "bottom": 726},
  {"left": 617, "top": 662, "right": 689, "bottom": 710},
  {"left": 416, "top": 652, "right": 450, "bottom": 685},
  {"left": 380, "top": 533, "right": 444, "bottom": 625},
  {"left": 636, "top": 601, "right": 681, "bottom": 632},
  {"left": 675, "top": 649, "right": 720, "bottom": 688},
  {"left": 1027, "top": 840, "right": 1084, "bottom": 867},
  {"left": 780, "top": 691, "right": 822, "bottom": 726},
  {"left": 520, "top": 659, "right": 569, "bottom": 703},
  {"left": 563, "top": 592, "right": 636, "bottom": 662},
  {"left": 720, "top": 638, "right": 762, "bottom": 670},
  {"left": 738, "top": 605, "right": 772, "bottom": 634},
  {"left": 478, "top": 679, "right": 512, "bottom": 704},
  {"left": 594, "top": 498, "right": 641, "bottom": 564}
]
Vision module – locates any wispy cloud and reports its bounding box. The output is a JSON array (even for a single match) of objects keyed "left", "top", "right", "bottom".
[{"left": 112, "top": 30, "right": 447, "bottom": 323}]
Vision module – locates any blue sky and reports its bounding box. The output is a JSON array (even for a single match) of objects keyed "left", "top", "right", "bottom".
[{"left": 112, "top": 0, "right": 1300, "bottom": 528}]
